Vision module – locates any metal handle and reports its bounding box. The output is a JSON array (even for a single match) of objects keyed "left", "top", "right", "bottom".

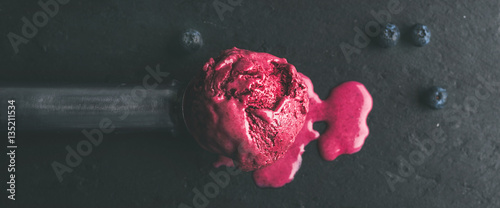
[{"left": 0, "top": 80, "right": 184, "bottom": 134}]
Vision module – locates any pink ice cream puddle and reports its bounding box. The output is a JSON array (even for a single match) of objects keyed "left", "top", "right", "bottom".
[{"left": 215, "top": 73, "right": 373, "bottom": 188}]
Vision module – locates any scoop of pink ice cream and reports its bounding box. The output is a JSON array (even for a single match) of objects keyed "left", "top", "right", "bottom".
[{"left": 183, "top": 48, "right": 309, "bottom": 171}]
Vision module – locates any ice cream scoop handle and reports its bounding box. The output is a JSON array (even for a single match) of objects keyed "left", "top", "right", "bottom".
[{"left": 0, "top": 82, "right": 182, "bottom": 133}]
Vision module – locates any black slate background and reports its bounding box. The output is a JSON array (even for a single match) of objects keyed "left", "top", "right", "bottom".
[{"left": 1, "top": 0, "right": 500, "bottom": 207}]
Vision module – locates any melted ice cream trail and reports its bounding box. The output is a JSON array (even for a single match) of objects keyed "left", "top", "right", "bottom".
[{"left": 215, "top": 73, "right": 373, "bottom": 188}]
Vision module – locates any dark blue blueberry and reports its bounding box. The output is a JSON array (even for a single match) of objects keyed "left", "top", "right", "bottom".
[
  {"left": 180, "top": 29, "right": 203, "bottom": 52},
  {"left": 424, "top": 86, "right": 448, "bottom": 109},
  {"left": 377, "top": 23, "right": 400, "bottom": 48},
  {"left": 410, "top": 24, "right": 431, "bottom": 46}
]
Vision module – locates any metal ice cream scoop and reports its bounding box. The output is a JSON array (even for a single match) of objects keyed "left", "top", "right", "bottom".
[{"left": 0, "top": 78, "right": 184, "bottom": 134}]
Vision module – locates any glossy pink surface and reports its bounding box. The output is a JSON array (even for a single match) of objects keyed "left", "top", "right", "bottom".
[
  {"left": 184, "top": 48, "right": 309, "bottom": 171},
  {"left": 215, "top": 73, "right": 373, "bottom": 188},
  {"left": 252, "top": 74, "right": 373, "bottom": 187}
]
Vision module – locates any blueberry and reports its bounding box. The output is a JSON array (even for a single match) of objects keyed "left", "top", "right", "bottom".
[
  {"left": 423, "top": 86, "right": 448, "bottom": 109},
  {"left": 180, "top": 29, "right": 203, "bottom": 52},
  {"left": 410, "top": 24, "right": 431, "bottom": 46},
  {"left": 377, "top": 23, "right": 400, "bottom": 48}
]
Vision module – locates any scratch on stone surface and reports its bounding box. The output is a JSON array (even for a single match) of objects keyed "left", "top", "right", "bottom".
[{"left": 203, "top": 20, "right": 227, "bottom": 29}]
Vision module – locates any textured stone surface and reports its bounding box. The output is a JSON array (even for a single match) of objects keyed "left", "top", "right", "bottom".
[{"left": 1, "top": 0, "right": 499, "bottom": 207}]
